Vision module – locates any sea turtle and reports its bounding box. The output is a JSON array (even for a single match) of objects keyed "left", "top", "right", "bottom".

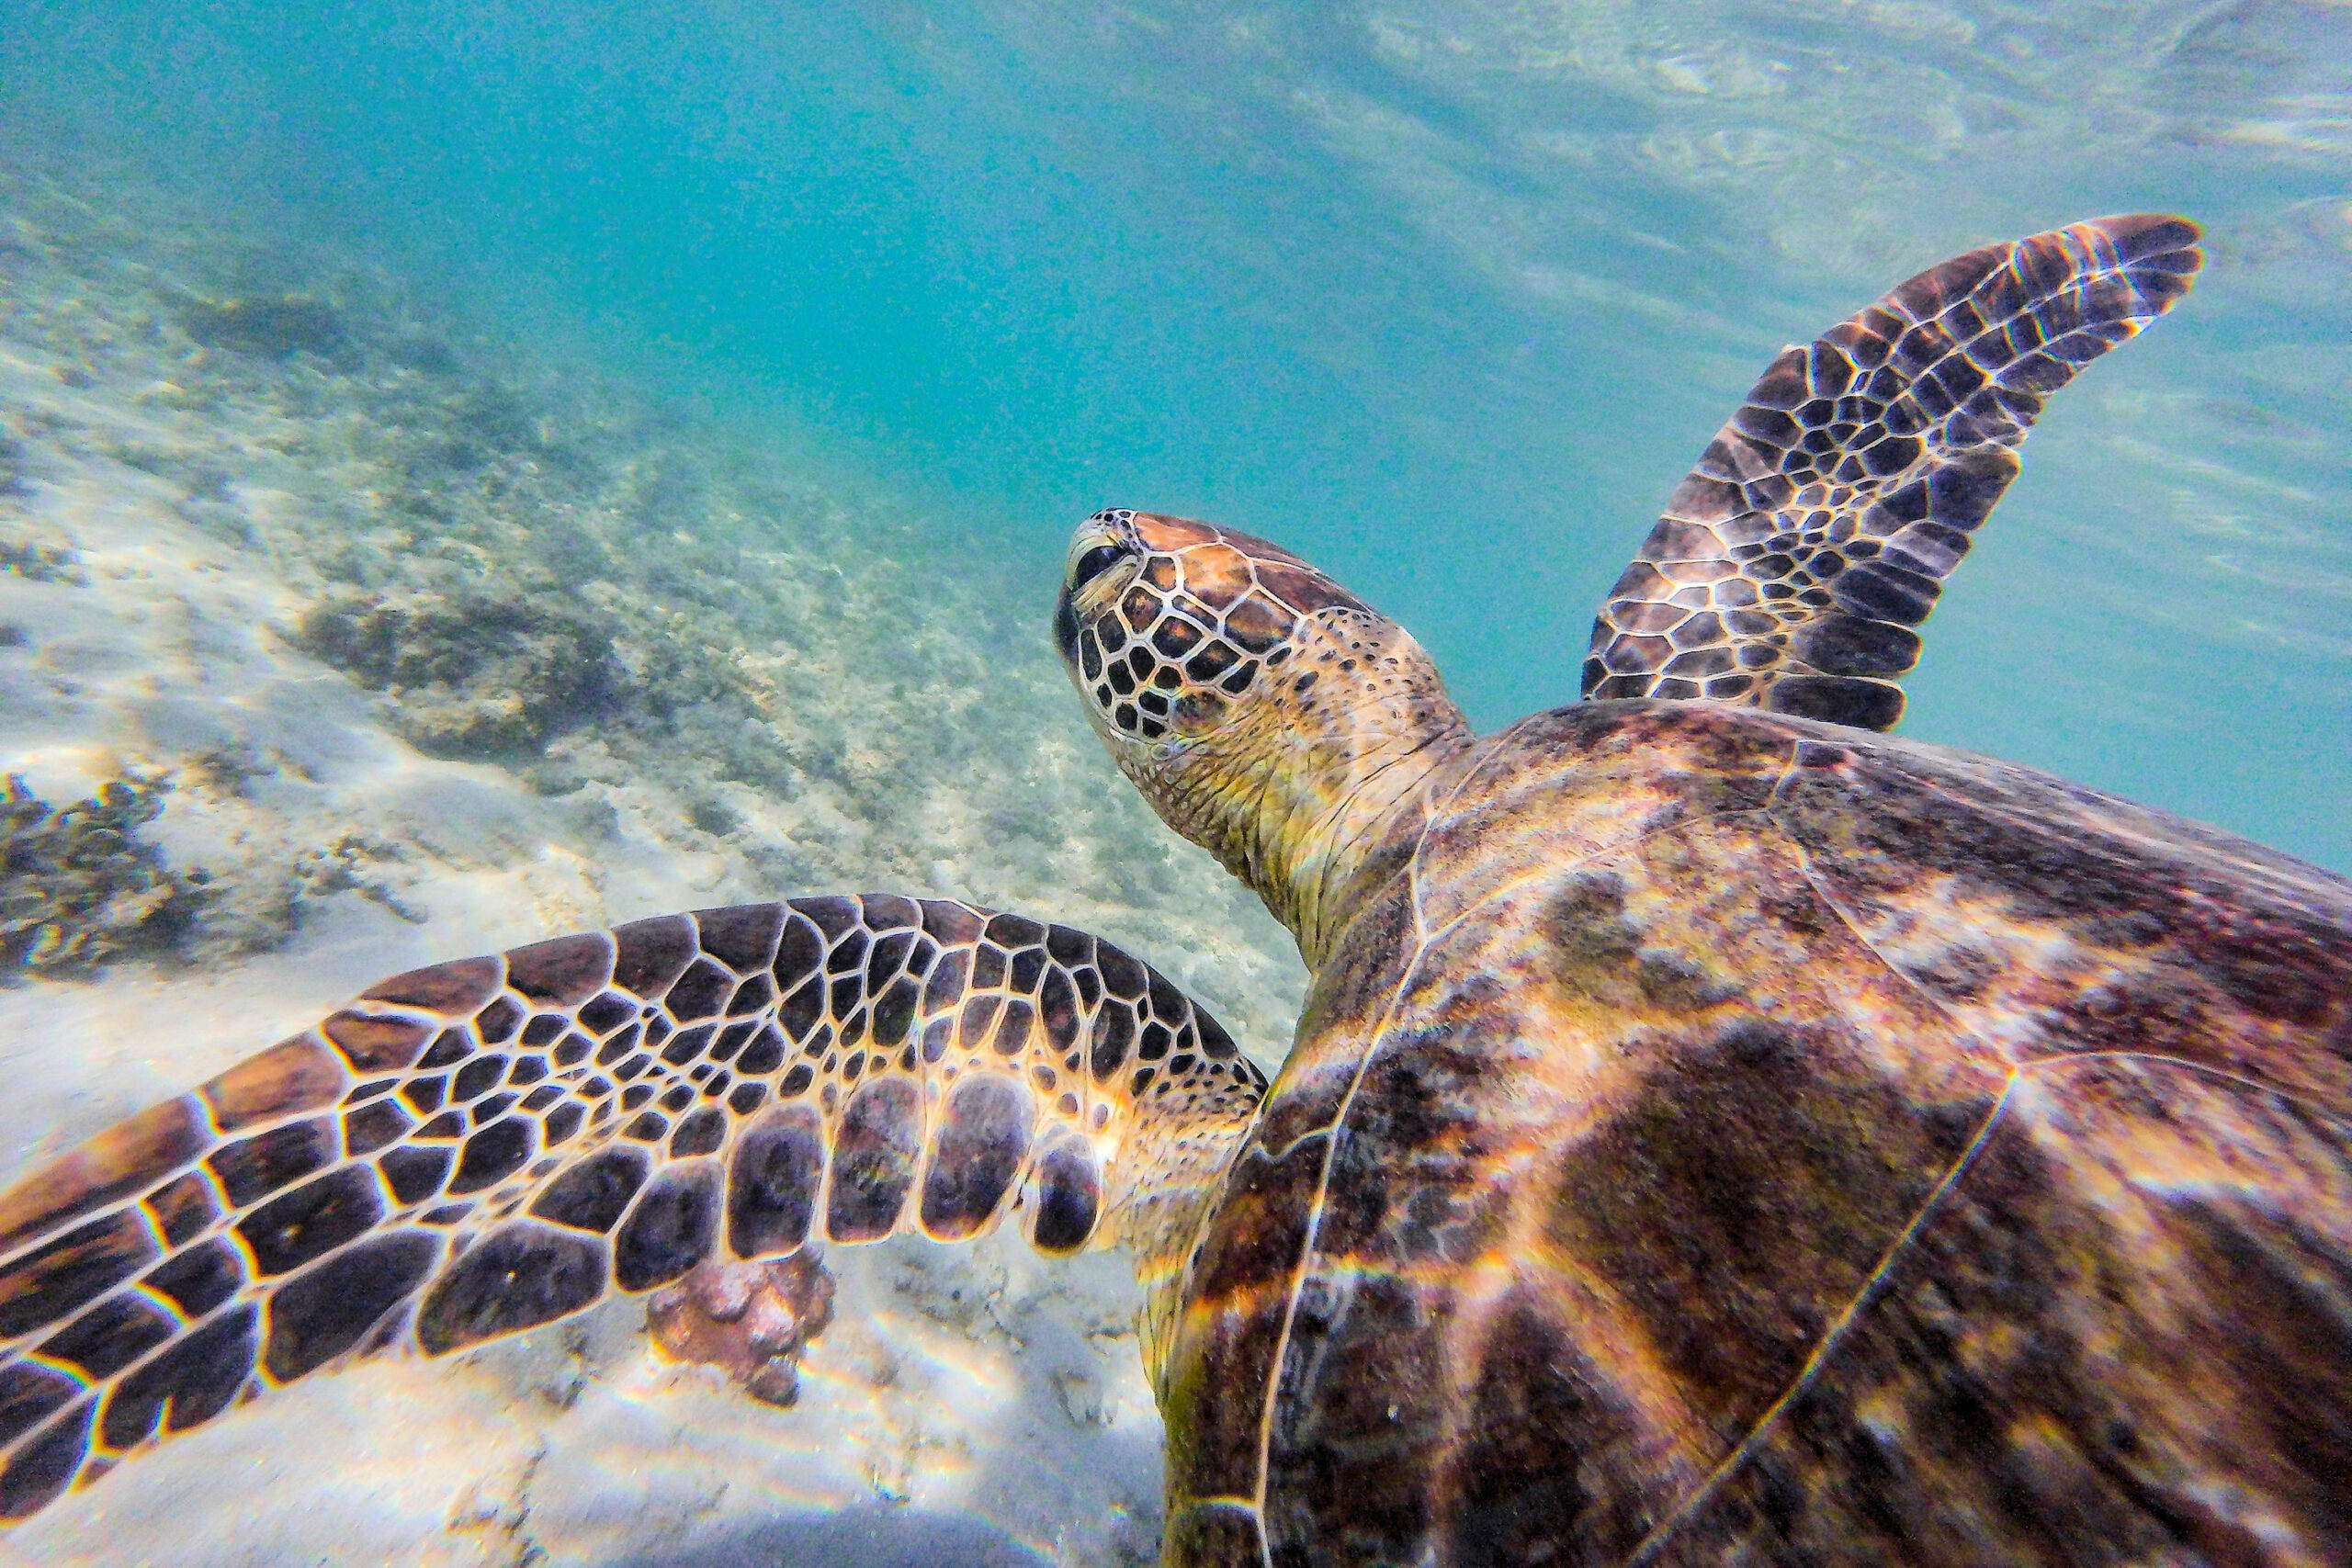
[{"left": 5, "top": 213, "right": 2348, "bottom": 1564}]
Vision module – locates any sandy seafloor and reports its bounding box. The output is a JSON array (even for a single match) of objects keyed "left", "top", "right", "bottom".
[{"left": 0, "top": 146, "right": 1308, "bottom": 1566}]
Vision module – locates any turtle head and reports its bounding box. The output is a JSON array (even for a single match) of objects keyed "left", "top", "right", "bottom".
[{"left": 1053, "top": 509, "right": 1472, "bottom": 965}]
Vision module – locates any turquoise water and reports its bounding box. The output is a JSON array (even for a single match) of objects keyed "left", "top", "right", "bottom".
[
  {"left": 9, "top": 0, "right": 2342, "bottom": 864},
  {"left": 0, "top": 6, "right": 2348, "bottom": 1563},
  {"left": 6, "top": 0, "right": 2345, "bottom": 867}
]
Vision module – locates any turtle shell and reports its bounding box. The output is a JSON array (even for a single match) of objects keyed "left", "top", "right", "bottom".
[{"left": 1159, "top": 700, "right": 2352, "bottom": 1565}]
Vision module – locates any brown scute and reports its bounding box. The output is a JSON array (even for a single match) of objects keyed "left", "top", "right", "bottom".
[
  {"left": 200, "top": 1035, "right": 349, "bottom": 1133},
  {"left": 0, "top": 1362, "right": 77, "bottom": 1450},
  {"left": 1028, "top": 1137, "right": 1102, "bottom": 1255},
  {"left": 610, "top": 912, "right": 699, "bottom": 998},
  {"left": 1650, "top": 1058, "right": 2352, "bottom": 1563},
  {"left": 35, "top": 1292, "right": 173, "bottom": 1382},
  {"left": 692, "top": 901, "right": 786, "bottom": 972},
  {"left": 0, "top": 1398, "right": 92, "bottom": 1522},
  {"left": 205, "top": 1118, "right": 336, "bottom": 1205},
  {"left": 360, "top": 953, "right": 502, "bottom": 1014},
  {"left": 1544, "top": 1014, "right": 1989, "bottom": 1445},
  {"left": 416, "top": 1225, "right": 609, "bottom": 1354},
  {"left": 1264, "top": 1269, "right": 1447, "bottom": 1561},
  {"left": 1163, "top": 1503, "right": 1268, "bottom": 1564},
  {"left": 1439, "top": 1287, "right": 1664, "bottom": 1568},
  {"left": 503, "top": 931, "right": 615, "bottom": 1007},
  {"left": 101, "top": 1302, "right": 258, "bottom": 1448},
  {"left": 235, "top": 1165, "right": 385, "bottom": 1276},
  {"left": 1129, "top": 512, "right": 1223, "bottom": 550},
  {"left": 141, "top": 1170, "right": 220, "bottom": 1247},
  {"left": 320, "top": 1009, "right": 435, "bottom": 1073},
  {"left": 447, "top": 1116, "right": 536, "bottom": 1195},
  {"left": 261, "top": 1233, "right": 441, "bottom": 1382},
  {"left": 825, "top": 1078, "right": 922, "bottom": 1243},
  {"left": 1253, "top": 559, "right": 1369, "bottom": 615},
  {"left": 919, "top": 1075, "right": 1031, "bottom": 1241},
  {"left": 917, "top": 898, "right": 984, "bottom": 945},
  {"left": 615, "top": 1165, "right": 721, "bottom": 1292},
  {"left": 1771, "top": 732, "right": 2352, "bottom": 1100},
  {"left": 141, "top": 1236, "right": 243, "bottom": 1318},
  {"left": 531, "top": 1145, "right": 650, "bottom": 1234},
  {"left": 34, "top": 1295, "right": 170, "bottom": 1393},
  {"left": 0, "top": 1209, "right": 159, "bottom": 1337},
  {"left": 1163, "top": 1128, "right": 1326, "bottom": 1501},
  {"left": 727, "top": 1105, "right": 823, "bottom": 1260},
  {"left": 0, "top": 1096, "right": 206, "bottom": 1255}
]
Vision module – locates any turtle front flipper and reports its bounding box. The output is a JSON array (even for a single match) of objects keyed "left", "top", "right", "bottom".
[
  {"left": 1584, "top": 213, "right": 2203, "bottom": 730},
  {"left": 0, "top": 897, "right": 1263, "bottom": 1522}
]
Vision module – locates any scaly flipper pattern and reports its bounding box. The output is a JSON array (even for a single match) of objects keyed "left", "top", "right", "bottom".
[
  {"left": 0, "top": 896, "right": 1264, "bottom": 1520},
  {"left": 1583, "top": 214, "right": 2203, "bottom": 729}
]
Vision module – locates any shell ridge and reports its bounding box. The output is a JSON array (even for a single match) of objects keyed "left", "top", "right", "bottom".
[{"left": 1619, "top": 1075, "right": 2022, "bottom": 1566}]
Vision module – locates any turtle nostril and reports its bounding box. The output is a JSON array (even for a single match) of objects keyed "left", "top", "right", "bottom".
[{"left": 1070, "top": 544, "right": 1126, "bottom": 592}]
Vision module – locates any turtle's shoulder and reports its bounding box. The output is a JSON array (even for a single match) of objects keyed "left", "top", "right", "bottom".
[{"left": 1374, "top": 700, "right": 1805, "bottom": 932}]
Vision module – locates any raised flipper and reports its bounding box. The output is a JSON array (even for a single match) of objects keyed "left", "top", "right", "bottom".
[
  {"left": 1583, "top": 213, "right": 2203, "bottom": 729},
  {"left": 0, "top": 897, "right": 1264, "bottom": 1520}
]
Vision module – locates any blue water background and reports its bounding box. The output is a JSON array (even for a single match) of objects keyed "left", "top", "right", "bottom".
[{"left": 5, "top": 0, "right": 2346, "bottom": 868}]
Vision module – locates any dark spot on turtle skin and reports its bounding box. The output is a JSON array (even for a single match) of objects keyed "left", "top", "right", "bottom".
[
  {"left": 343, "top": 1098, "right": 413, "bottom": 1157},
  {"left": 728, "top": 1105, "right": 824, "bottom": 1260},
  {"left": 610, "top": 915, "right": 700, "bottom": 999},
  {"left": 417, "top": 1226, "right": 609, "bottom": 1353},
  {"left": 0, "top": 1406, "right": 90, "bottom": 1521},
  {"left": 1439, "top": 1289, "right": 1660, "bottom": 1567},
  {"left": 918, "top": 900, "right": 983, "bottom": 945},
  {"left": 574, "top": 993, "right": 632, "bottom": 1036},
  {"left": 669, "top": 1107, "right": 727, "bottom": 1158},
  {"left": 452, "top": 1055, "right": 506, "bottom": 1103},
  {"left": 1263, "top": 1267, "right": 1448, "bottom": 1559},
  {"left": 415, "top": 1030, "right": 472, "bottom": 1071},
  {"left": 920, "top": 1076, "right": 1032, "bottom": 1241},
  {"left": 262, "top": 1233, "right": 440, "bottom": 1382},
  {"left": 990, "top": 998, "right": 1036, "bottom": 1057},
  {"left": 1659, "top": 1057, "right": 2352, "bottom": 1561},
  {"left": 543, "top": 1102, "right": 586, "bottom": 1146},
  {"left": 1542, "top": 872, "right": 1645, "bottom": 981},
  {"left": 665, "top": 957, "right": 736, "bottom": 1022},
  {"left": 1164, "top": 1506, "right": 1269, "bottom": 1565}
]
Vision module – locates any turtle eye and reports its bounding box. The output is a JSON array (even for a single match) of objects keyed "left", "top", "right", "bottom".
[{"left": 1070, "top": 544, "right": 1127, "bottom": 592}]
